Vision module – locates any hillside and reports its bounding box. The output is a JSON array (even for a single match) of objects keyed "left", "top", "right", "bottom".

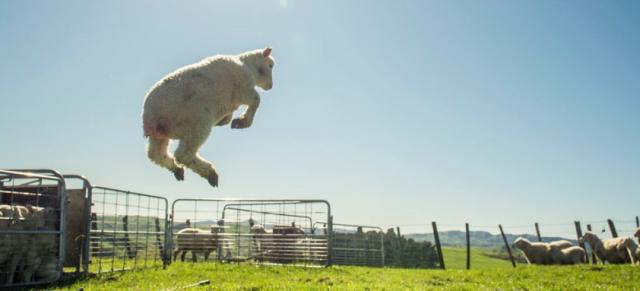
[{"left": 406, "top": 231, "right": 576, "bottom": 248}]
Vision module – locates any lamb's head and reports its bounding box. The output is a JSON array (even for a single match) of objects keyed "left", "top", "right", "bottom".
[
  {"left": 27, "top": 205, "right": 56, "bottom": 229},
  {"left": 580, "top": 232, "right": 599, "bottom": 246},
  {"left": 621, "top": 237, "right": 638, "bottom": 249},
  {"left": 513, "top": 237, "right": 530, "bottom": 250},
  {"left": 634, "top": 228, "right": 640, "bottom": 238},
  {"left": 243, "top": 47, "right": 275, "bottom": 90},
  {"left": 549, "top": 244, "right": 562, "bottom": 255}
]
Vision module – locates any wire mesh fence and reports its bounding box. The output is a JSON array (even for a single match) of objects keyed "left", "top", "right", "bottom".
[
  {"left": 0, "top": 170, "right": 66, "bottom": 287},
  {"left": 170, "top": 199, "right": 331, "bottom": 267},
  {"left": 328, "top": 222, "right": 384, "bottom": 267},
  {"left": 88, "top": 187, "right": 168, "bottom": 274}
]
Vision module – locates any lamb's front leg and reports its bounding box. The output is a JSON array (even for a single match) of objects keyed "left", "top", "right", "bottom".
[
  {"left": 174, "top": 126, "right": 219, "bottom": 187},
  {"left": 231, "top": 91, "right": 260, "bottom": 129}
]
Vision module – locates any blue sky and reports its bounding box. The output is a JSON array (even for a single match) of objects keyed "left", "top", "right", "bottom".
[{"left": 1, "top": 1, "right": 638, "bottom": 236}]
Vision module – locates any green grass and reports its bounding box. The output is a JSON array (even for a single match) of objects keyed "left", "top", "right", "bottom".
[
  {"left": 441, "top": 247, "right": 514, "bottom": 269},
  {"left": 51, "top": 261, "right": 640, "bottom": 290}
]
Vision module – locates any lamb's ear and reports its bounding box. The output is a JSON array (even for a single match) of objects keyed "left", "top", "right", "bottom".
[{"left": 262, "top": 47, "right": 272, "bottom": 57}]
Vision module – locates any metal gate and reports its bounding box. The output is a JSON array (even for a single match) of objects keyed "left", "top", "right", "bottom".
[
  {"left": 170, "top": 199, "right": 332, "bottom": 267},
  {"left": 87, "top": 187, "right": 168, "bottom": 274},
  {"left": 325, "top": 222, "right": 384, "bottom": 267},
  {"left": 0, "top": 170, "right": 66, "bottom": 287}
]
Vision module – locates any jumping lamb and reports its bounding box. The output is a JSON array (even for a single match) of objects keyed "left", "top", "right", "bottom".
[
  {"left": 550, "top": 245, "right": 585, "bottom": 265},
  {"left": 142, "top": 47, "right": 275, "bottom": 187},
  {"left": 580, "top": 232, "right": 634, "bottom": 264}
]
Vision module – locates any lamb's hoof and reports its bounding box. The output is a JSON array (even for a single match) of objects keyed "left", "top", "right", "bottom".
[
  {"left": 231, "top": 118, "right": 250, "bottom": 129},
  {"left": 208, "top": 172, "right": 219, "bottom": 187},
  {"left": 173, "top": 168, "right": 185, "bottom": 181}
]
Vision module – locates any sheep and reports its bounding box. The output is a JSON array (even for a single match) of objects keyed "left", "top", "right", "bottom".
[
  {"left": 512, "top": 237, "right": 553, "bottom": 265},
  {"left": 550, "top": 245, "right": 585, "bottom": 265},
  {"left": 173, "top": 228, "right": 219, "bottom": 262},
  {"left": 549, "top": 240, "right": 573, "bottom": 250},
  {"left": 620, "top": 237, "right": 638, "bottom": 265},
  {"left": 20, "top": 206, "right": 58, "bottom": 283},
  {"left": 580, "top": 231, "right": 634, "bottom": 264},
  {"left": 142, "top": 47, "right": 275, "bottom": 187},
  {"left": 0, "top": 204, "right": 17, "bottom": 284},
  {"left": 248, "top": 222, "right": 269, "bottom": 261}
]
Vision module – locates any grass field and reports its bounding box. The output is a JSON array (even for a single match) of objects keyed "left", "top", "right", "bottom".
[
  {"left": 52, "top": 260, "right": 640, "bottom": 290},
  {"left": 441, "top": 247, "right": 514, "bottom": 269}
]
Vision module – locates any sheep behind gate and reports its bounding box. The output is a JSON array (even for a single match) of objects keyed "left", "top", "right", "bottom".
[{"left": 173, "top": 228, "right": 220, "bottom": 262}]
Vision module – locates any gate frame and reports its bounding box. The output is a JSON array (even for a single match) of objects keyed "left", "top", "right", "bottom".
[
  {"left": 170, "top": 198, "right": 333, "bottom": 266},
  {"left": 0, "top": 169, "right": 67, "bottom": 287},
  {"left": 86, "top": 185, "right": 170, "bottom": 273}
]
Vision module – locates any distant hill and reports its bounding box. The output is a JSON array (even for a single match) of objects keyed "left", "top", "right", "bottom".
[{"left": 405, "top": 231, "right": 577, "bottom": 248}]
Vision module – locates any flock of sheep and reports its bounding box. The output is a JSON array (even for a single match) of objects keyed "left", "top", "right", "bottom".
[
  {"left": 173, "top": 219, "right": 308, "bottom": 264},
  {"left": 0, "top": 204, "right": 59, "bottom": 285},
  {"left": 513, "top": 228, "right": 640, "bottom": 265}
]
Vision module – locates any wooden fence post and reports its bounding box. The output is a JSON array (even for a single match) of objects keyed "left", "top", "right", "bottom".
[
  {"left": 586, "top": 224, "right": 597, "bottom": 264},
  {"left": 574, "top": 221, "right": 588, "bottom": 264},
  {"left": 431, "top": 222, "right": 445, "bottom": 269},
  {"left": 465, "top": 223, "right": 470, "bottom": 270},
  {"left": 534, "top": 223, "right": 542, "bottom": 242},
  {"left": 607, "top": 219, "right": 618, "bottom": 238},
  {"left": 499, "top": 224, "right": 516, "bottom": 267},
  {"left": 122, "top": 216, "right": 136, "bottom": 259}
]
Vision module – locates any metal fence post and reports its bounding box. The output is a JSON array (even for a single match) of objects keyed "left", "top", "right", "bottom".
[
  {"left": 327, "top": 215, "right": 334, "bottom": 266},
  {"left": 534, "top": 222, "right": 542, "bottom": 242},
  {"left": 465, "top": 223, "right": 470, "bottom": 270}
]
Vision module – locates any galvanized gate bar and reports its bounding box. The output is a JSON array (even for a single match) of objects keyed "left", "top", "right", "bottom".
[
  {"left": 0, "top": 169, "right": 66, "bottom": 287},
  {"left": 171, "top": 199, "right": 332, "bottom": 267},
  {"left": 88, "top": 186, "right": 168, "bottom": 274}
]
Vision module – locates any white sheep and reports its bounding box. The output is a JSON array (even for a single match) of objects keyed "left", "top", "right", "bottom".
[
  {"left": 549, "top": 240, "right": 573, "bottom": 250},
  {"left": 173, "top": 228, "right": 219, "bottom": 262},
  {"left": 513, "top": 237, "right": 553, "bottom": 265},
  {"left": 620, "top": 237, "right": 638, "bottom": 265},
  {"left": 20, "top": 206, "right": 58, "bottom": 283},
  {"left": 249, "top": 223, "right": 269, "bottom": 261},
  {"left": 580, "top": 232, "right": 634, "bottom": 264},
  {"left": 0, "top": 205, "right": 17, "bottom": 284},
  {"left": 550, "top": 245, "right": 585, "bottom": 265},
  {"left": 1, "top": 205, "right": 49, "bottom": 285},
  {"left": 142, "top": 47, "right": 275, "bottom": 187}
]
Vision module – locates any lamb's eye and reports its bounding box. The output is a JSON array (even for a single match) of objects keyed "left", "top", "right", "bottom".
[{"left": 269, "top": 64, "right": 274, "bottom": 69}]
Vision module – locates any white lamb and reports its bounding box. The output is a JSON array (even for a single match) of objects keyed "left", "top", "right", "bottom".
[
  {"left": 580, "top": 232, "right": 634, "bottom": 264},
  {"left": 548, "top": 240, "right": 573, "bottom": 250},
  {"left": 513, "top": 237, "right": 553, "bottom": 265},
  {"left": 20, "top": 206, "right": 58, "bottom": 283},
  {"left": 173, "top": 228, "right": 219, "bottom": 262},
  {"left": 248, "top": 222, "right": 269, "bottom": 261},
  {"left": 142, "top": 47, "right": 275, "bottom": 187},
  {"left": 550, "top": 245, "right": 585, "bottom": 265},
  {"left": 620, "top": 237, "right": 638, "bottom": 265}
]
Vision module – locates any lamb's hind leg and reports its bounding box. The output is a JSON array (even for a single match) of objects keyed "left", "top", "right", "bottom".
[
  {"left": 174, "top": 127, "right": 218, "bottom": 187},
  {"left": 147, "top": 137, "right": 184, "bottom": 181}
]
